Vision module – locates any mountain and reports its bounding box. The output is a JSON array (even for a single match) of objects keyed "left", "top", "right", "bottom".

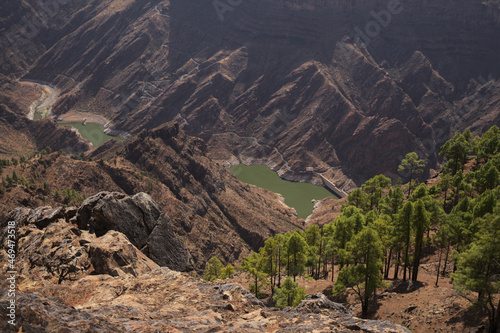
[
  {"left": 0, "top": 74, "right": 92, "bottom": 158},
  {"left": 1, "top": 0, "right": 499, "bottom": 188},
  {"left": 0, "top": 122, "right": 301, "bottom": 271}
]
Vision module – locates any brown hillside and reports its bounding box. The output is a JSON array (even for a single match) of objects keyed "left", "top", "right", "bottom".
[
  {"left": 1, "top": 0, "right": 499, "bottom": 187},
  {"left": 0, "top": 122, "right": 302, "bottom": 271}
]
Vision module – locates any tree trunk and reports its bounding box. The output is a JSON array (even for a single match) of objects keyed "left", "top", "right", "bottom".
[
  {"left": 403, "top": 243, "right": 409, "bottom": 281},
  {"left": 362, "top": 299, "right": 369, "bottom": 317},
  {"left": 317, "top": 239, "right": 323, "bottom": 280},
  {"left": 287, "top": 253, "right": 290, "bottom": 279},
  {"left": 407, "top": 172, "right": 413, "bottom": 198},
  {"left": 331, "top": 256, "right": 335, "bottom": 282},
  {"left": 278, "top": 248, "right": 281, "bottom": 288},
  {"left": 488, "top": 298, "right": 500, "bottom": 333},
  {"left": 255, "top": 274, "right": 259, "bottom": 298},
  {"left": 270, "top": 254, "right": 274, "bottom": 287},
  {"left": 412, "top": 235, "right": 424, "bottom": 281},
  {"left": 385, "top": 248, "right": 392, "bottom": 279},
  {"left": 393, "top": 252, "right": 400, "bottom": 280},
  {"left": 487, "top": 298, "right": 499, "bottom": 333},
  {"left": 442, "top": 244, "right": 450, "bottom": 275},
  {"left": 363, "top": 254, "right": 370, "bottom": 317},
  {"left": 435, "top": 247, "right": 443, "bottom": 287},
  {"left": 323, "top": 253, "right": 328, "bottom": 279},
  {"left": 293, "top": 252, "right": 297, "bottom": 282}
]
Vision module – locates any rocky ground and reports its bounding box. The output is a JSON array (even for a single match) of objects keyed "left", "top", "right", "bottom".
[
  {"left": 0, "top": 194, "right": 410, "bottom": 332},
  {"left": 226, "top": 251, "right": 489, "bottom": 333}
]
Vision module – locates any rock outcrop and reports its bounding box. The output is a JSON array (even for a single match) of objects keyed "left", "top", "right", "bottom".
[
  {"left": 1, "top": 266, "right": 411, "bottom": 332},
  {"left": 88, "top": 230, "right": 159, "bottom": 277},
  {"left": 76, "top": 191, "right": 193, "bottom": 272},
  {"left": 1, "top": 192, "right": 189, "bottom": 284}
]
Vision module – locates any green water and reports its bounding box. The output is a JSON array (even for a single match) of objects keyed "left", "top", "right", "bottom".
[
  {"left": 33, "top": 112, "right": 43, "bottom": 120},
  {"left": 59, "top": 122, "right": 124, "bottom": 147},
  {"left": 229, "top": 164, "right": 338, "bottom": 219}
]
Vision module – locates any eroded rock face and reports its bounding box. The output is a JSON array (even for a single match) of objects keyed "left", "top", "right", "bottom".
[
  {"left": 76, "top": 191, "right": 193, "bottom": 272},
  {"left": 0, "top": 192, "right": 192, "bottom": 284},
  {"left": 0, "top": 209, "right": 160, "bottom": 283},
  {"left": 89, "top": 230, "right": 159, "bottom": 277}
]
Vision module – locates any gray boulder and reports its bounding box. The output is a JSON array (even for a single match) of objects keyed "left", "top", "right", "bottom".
[{"left": 76, "top": 192, "right": 193, "bottom": 272}]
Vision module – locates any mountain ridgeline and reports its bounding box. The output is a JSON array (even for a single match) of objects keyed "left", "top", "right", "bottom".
[{"left": 1, "top": 0, "right": 499, "bottom": 187}]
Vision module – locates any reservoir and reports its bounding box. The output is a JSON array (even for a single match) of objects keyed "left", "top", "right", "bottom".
[
  {"left": 229, "top": 164, "right": 338, "bottom": 219},
  {"left": 59, "top": 122, "right": 124, "bottom": 147}
]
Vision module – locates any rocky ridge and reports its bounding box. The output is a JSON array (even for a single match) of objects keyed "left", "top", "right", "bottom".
[
  {"left": 2, "top": 0, "right": 499, "bottom": 188},
  {"left": 2, "top": 192, "right": 190, "bottom": 283},
  {"left": 0, "top": 122, "right": 302, "bottom": 271}
]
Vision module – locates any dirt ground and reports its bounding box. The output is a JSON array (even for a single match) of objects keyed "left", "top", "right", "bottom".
[
  {"left": 57, "top": 109, "right": 110, "bottom": 125},
  {"left": 223, "top": 248, "right": 489, "bottom": 332}
]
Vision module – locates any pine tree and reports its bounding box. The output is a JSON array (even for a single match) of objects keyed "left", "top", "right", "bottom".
[
  {"left": 286, "top": 231, "right": 309, "bottom": 281},
  {"left": 411, "top": 199, "right": 429, "bottom": 281},
  {"left": 396, "top": 202, "right": 413, "bottom": 281},
  {"left": 398, "top": 152, "right": 425, "bottom": 198},
  {"left": 304, "top": 225, "right": 321, "bottom": 279},
  {"left": 439, "top": 132, "right": 472, "bottom": 176},
  {"left": 260, "top": 237, "right": 279, "bottom": 288},
  {"left": 240, "top": 252, "right": 267, "bottom": 297},
  {"left": 362, "top": 175, "right": 391, "bottom": 211},
  {"left": 452, "top": 205, "right": 500, "bottom": 333},
  {"left": 273, "top": 277, "right": 305, "bottom": 308},
  {"left": 346, "top": 188, "right": 370, "bottom": 211},
  {"left": 203, "top": 257, "right": 224, "bottom": 281},
  {"left": 475, "top": 125, "right": 499, "bottom": 163},
  {"left": 220, "top": 265, "right": 236, "bottom": 279},
  {"left": 335, "top": 227, "right": 384, "bottom": 316},
  {"left": 274, "top": 233, "right": 287, "bottom": 288}
]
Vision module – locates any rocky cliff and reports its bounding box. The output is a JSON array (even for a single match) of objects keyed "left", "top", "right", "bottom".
[
  {"left": 0, "top": 202, "right": 410, "bottom": 332},
  {"left": 2, "top": 192, "right": 190, "bottom": 282}
]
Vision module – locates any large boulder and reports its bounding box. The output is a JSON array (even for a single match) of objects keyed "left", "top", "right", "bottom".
[
  {"left": 76, "top": 192, "right": 193, "bottom": 272},
  {"left": 89, "top": 230, "right": 159, "bottom": 277},
  {"left": 297, "top": 293, "right": 349, "bottom": 313},
  {"left": 0, "top": 217, "right": 158, "bottom": 282}
]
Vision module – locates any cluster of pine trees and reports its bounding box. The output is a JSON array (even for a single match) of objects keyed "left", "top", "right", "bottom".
[{"left": 205, "top": 126, "right": 499, "bottom": 330}]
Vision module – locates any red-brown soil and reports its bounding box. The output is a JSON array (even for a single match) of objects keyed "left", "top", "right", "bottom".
[{"left": 225, "top": 247, "right": 489, "bottom": 332}]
